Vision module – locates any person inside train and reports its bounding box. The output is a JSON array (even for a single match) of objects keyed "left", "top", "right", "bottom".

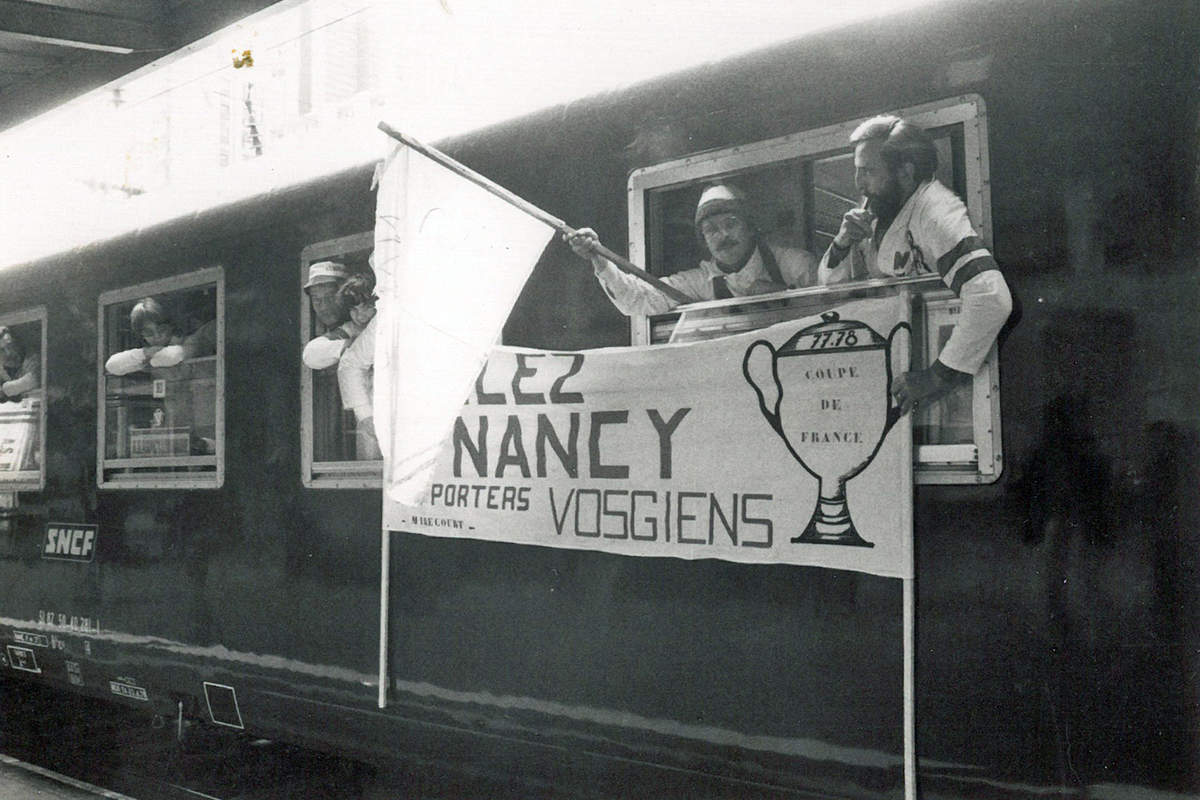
[
  {"left": 0, "top": 325, "right": 38, "bottom": 402},
  {"left": 302, "top": 260, "right": 363, "bottom": 370},
  {"left": 818, "top": 114, "right": 1012, "bottom": 414},
  {"left": 335, "top": 271, "right": 381, "bottom": 459},
  {"left": 567, "top": 183, "right": 819, "bottom": 316},
  {"left": 104, "top": 297, "right": 216, "bottom": 375}
]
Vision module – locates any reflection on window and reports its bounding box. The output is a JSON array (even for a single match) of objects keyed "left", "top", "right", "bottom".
[
  {"left": 99, "top": 269, "right": 223, "bottom": 488},
  {"left": 301, "top": 232, "right": 381, "bottom": 488},
  {"left": 0, "top": 314, "right": 45, "bottom": 489}
]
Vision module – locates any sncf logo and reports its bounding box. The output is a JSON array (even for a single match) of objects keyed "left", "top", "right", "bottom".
[{"left": 42, "top": 524, "right": 98, "bottom": 562}]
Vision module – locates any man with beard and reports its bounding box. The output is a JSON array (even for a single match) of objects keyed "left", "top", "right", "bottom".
[
  {"left": 819, "top": 115, "right": 1012, "bottom": 413},
  {"left": 568, "top": 183, "right": 818, "bottom": 316}
]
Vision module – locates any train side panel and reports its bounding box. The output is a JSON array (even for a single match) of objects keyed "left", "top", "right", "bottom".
[{"left": 0, "top": 1, "right": 1194, "bottom": 798}]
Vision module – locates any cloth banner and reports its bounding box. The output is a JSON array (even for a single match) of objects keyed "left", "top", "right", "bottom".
[
  {"left": 373, "top": 143, "right": 556, "bottom": 504},
  {"left": 383, "top": 296, "right": 913, "bottom": 578}
]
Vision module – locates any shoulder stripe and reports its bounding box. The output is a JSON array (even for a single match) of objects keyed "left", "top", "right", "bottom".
[
  {"left": 936, "top": 235, "right": 987, "bottom": 277},
  {"left": 947, "top": 254, "right": 1000, "bottom": 294},
  {"left": 943, "top": 249, "right": 990, "bottom": 289}
]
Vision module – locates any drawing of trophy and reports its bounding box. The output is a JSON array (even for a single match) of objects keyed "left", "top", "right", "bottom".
[{"left": 744, "top": 311, "right": 908, "bottom": 547}]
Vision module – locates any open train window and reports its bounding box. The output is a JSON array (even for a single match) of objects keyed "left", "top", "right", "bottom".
[
  {"left": 98, "top": 268, "right": 224, "bottom": 489},
  {"left": 0, "top": 307, "right": 47, "bottom": 492},
  {"left": 300, "top": 232, "right": 382, "bottom": 489},
  {"left": 628, "top": 95, "right": 1002, "bottom": 483}
]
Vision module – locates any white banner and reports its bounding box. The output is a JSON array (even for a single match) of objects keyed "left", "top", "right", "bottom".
[
  {"left": 383, "top": 296, "right": 913, "bottom": 578},
  {"left": 373, "top": 143, "right": 555, "bottom": 504}
]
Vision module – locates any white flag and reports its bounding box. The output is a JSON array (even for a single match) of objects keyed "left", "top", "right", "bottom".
[{"left": 373, "top": 143, "right": 555, "bottom": 507}]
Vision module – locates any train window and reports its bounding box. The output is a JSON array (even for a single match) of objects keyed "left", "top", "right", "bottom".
[
  {"left": 0, "top": 308, "right": 47, "bottom": 492},
  {"left": 628, "top": 94, "right": 1003, "bottom": 483},
  {"left": 300, "top": 232, "right": 382, "bottom": 489},
  {"left": 98, "top": 268, "right": 224, "bottom": 489}
]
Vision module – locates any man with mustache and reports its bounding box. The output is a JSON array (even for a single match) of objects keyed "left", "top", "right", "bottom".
[
  {"left": 819, "top": 115, "right": 1012, "bottom": 414},
  {"left": 568, "top": 183, "right": 818, "bottom": 316}
]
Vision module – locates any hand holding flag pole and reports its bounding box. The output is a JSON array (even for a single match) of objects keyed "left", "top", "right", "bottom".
[{"left": 378, "top": 122, "right": 692, "bottom": 305}]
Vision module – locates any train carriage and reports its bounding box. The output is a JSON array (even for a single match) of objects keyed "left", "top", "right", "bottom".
[{"left": 0, "top": 0, "right": 1196, "bottom": 797}]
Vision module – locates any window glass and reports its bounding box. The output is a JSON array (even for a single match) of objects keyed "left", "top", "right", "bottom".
[
  {"left": 300, "top": 232, "right": 381, "bottom": 488},
  {"left": 643, "top": 127, "right": 963, "bottom": 280},
  {"left": 99, "top": 269, "right": 223, "bottom": 487},
  {"left": 0, "top": 311, "right": 45, "bottom": 490}
]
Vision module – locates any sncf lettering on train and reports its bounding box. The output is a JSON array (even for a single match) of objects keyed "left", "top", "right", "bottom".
[{"left": 42, "top": 523, "right": 98, "bottom": 562}]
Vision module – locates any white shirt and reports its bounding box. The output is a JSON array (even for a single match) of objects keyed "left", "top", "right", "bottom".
[
  {"left": 596, "top": 239, "right": 818, "bottom": 317},
  {"left": 302, "top": 320, "right": 364, "bottom": 370},
  {"left": 337, "top": 317, "right": 375, "bottom": 422},
  {"left": 818, "top": 179, "right": 1011, "bottom": 374}
]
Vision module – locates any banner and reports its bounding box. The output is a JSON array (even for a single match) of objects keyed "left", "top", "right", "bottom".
[
  {"left": 383, "top": 296, "right": 912, "bottom": 578},
  {"left": 372, "top": 144, "right": 556, "bottom": 504}
]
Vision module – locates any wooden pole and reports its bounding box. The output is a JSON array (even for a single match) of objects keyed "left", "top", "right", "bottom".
[{"left": 377, "top": 122, "right": 693, "bottom": 306}]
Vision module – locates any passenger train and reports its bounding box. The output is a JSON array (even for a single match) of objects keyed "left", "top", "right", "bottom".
[{"left": 0, "top": 0, "right": 1195, "bottom": 797}]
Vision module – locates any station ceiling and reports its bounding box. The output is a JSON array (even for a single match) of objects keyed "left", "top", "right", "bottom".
[{"left": 0, "top": 0, "right": 281, "bottom": 132}]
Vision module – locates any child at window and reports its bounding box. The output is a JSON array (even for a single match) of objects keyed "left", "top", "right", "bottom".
[{"left": 105, "top": 297, "right": 215, "bottom": 375}]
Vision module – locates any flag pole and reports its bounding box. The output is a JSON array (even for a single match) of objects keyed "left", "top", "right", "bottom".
[{"left": 378, "top": 122, "right": 693, "bottom": 305}]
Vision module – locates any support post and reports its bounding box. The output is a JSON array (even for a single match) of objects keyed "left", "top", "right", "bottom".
[{"left": 378, "top": 527, "right": 390, "bottom": 708}]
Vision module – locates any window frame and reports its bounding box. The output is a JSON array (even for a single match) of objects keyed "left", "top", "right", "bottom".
[
  {"left": 627, "top": 94, "right": 1003, "bottom": 484},
  {"left": 299, "top": 231, "right": 382, "bottom": 489},
  {"left": 96, "top": 266, "right": 225, "bottom": 490},
  {"left": 0, "top": 306, "right": 47, "bottom": 493}
]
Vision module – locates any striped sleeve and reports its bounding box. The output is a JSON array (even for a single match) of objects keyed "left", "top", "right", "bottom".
[
  {"left": 935, "top": 269, "right": 1012, "bottom": 375},
  {"left": 936, "top": 235, "right": 1001, "bottom": 295},
  {"left": 915, "top": 183, "right": 1001, "bottom": 295},
  {"left": 915, "top": 183, "right": 1011, "bottom": 374}
]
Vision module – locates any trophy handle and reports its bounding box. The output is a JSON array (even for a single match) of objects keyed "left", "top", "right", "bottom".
[
  {"left": 743, "top": 340, "right": 782, "bottom": 434},
  {"left": 883, "top": 322, "right": 913, "bottom": 433}
]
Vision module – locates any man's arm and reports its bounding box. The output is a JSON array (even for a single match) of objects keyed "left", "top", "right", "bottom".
[
  {"left": 0, "top": 353, "right": 39, "bottom": 398},
  {"left": 891, "top": 192, "right": 1012, "bottom": 412},
  {"left": 933, "top": 269, "right": 1011, "bottom": 375},
  {"left": 891, "top": 269, "right": 1012, "bottom": 413},
  {"left": 105, "top": 348, "right": 152, "bottom": 375},
  {"left": 817, "top": 240, "right": 857, "bottom": 285},
  {"left": 818, "top": 206, "right": 874, "bottom": 285},
  {"left": 302, "top": 320, "right": 363, "bottom": 370},
  {"left": 337, "top": 318, "right": 375, "bottom": 424},
  {"left": 149, "top": 320, "right": 218, "bottom": 367},
  {"left": 921, "top": 194, "right": 1011, "bottom": 376},
  {"left": 567, "top": 228, "right": 699, "bottom": 316}
]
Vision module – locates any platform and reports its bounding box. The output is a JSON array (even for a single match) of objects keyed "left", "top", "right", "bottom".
[{"left": 0, "top": 754, "right": 136, "bottom": 799}]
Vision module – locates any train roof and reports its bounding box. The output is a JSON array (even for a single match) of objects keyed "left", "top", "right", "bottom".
[{"left": 10, "top": 0, "right": 1195, "bottom": 276}]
